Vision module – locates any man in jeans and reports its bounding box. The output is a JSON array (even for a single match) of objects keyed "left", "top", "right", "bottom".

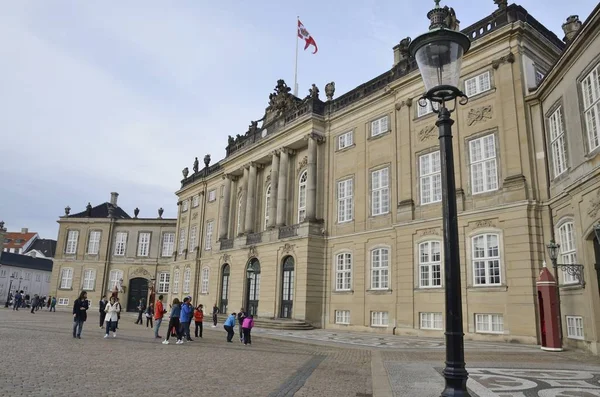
[
  {"left": 72, "top": 291, "right": 89, "bottom": 339},
  {"left": 98, "top": 295, "right": 107, "bottom": 328},
  {"left": 153, "top": 295, "right": 166, "bottom": 339}
]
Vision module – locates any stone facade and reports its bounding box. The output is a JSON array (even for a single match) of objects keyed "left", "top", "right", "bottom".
[{"left": 168, "top": 2, "right": 600, "bottom": 354}]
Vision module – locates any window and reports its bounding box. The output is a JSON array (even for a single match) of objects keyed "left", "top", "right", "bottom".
[
  {"left": 65, "top": 230, "right": 79, "bottom": 254},
  {"left": 182, "top": 200, "right": 189, "bottom": 212},
  {"left": 189, "top": 226, "right": 197, "bottom": 252},
  {"left": 371, "top": 116, "right": 389, "bottom": 137},
  {"left": 173, "top": 269, "right": 180, "bottom": 293},
  {"left": 114, "top": 232, "right": 127, "bottom": 256},
  {"left": 36, "top": 274, "right": 41, "bottom": 282},
  {"left": 535, "top": 70, "right": 545, "bottom": 85},
  {"left": 475, "top": 314, "right": 504, "bottom": 334},
  {"left": 162, "top": 233, "right": 175, "bottom": 257},
  {"left": 335, "top": 310, "right": 350, "bottom": 325},
  {"left": 420, "top": 151, "right": 441, "bottom": 205},
  {"left": 548, "top": 107, "right": 568, "bottom": 177},
  {"left": 264, "top": 185, "right": 271, "bottom": 229},
  {"left": 158, "top": 272, "right": 170, "bottom": 294},
  {"left": 82, "top": 269, "right": 96, "bottom": 290},
  {"left": 581, "top": 63, "right": 600, "bottom": 151},
  {"left": 87, "top": 231, "right": 101, "bottom": 255},
  {"left": 469, "top": 134, "right": 498, "bottom": 194},
  {"left": 465, "top": 71, "right": 491, "bottom": 97},
  {"left": 566, "top": 316, "right": 584, "bottom": 340},
  {"left": 205, "top": 221, "right": 214, "bottom": 250},
  {"left": 298, "top": 171, "right": 307, "bottom": 222},
  {"left": 472, "top": 234, "right": 501, "bottom": 286},
  {"left": 338, "top": 131, "right": 353, "bottom": 149},
  {"left": 208, "top": 190, "right": 217, "bottom": 202},
  {"left": 1, "top": 269, "right": 7, "bottom": 277},
  {"left": 201, "top": 267, "right": 210, "bottom": 294},
  {"left": 558, "top": 222, "right": 578, "bottom": 284},
  {"left": 60, "top": 268, "right": 73, "bottom": 289},
  {"left": 178, "top": 228, "right": 186, "bottom": 255},
  {"left": 237, "top": 196, "right": 243, "bottom": 235},
  {"left": 45, "top": 275, "right": 51, "bottom": 283},
  {"left": 417, "top": 100, "right": 439, "bottom": 117},
  {"left": 192, "top": 195, "right": 199, "bottom": 207},
  {"left": 109, "top": 270, "right": 123, "bottom": 291},
  {"left": 371, "top": 311, "right": 389, "bottom": 327},
  {"left": 371, "top": 168, "right": 389, "bottom": 216},
  {"left": 419, "top": 241, "right": 442, "bottom": 288},
  {"left": 335, "top": 253, "right": 352, "bottom": 291},
  {"left": 24, "top": 272, "right": 31, "bottom": 280},
  {"left": 371, "top": 248, "right": 389, "bottom": 290},
  {"left": 337, "top": 178, "right": 353, "bottom": 222},
  {"left": 420, "top": 312, "right": 443, "bottom": 330},
  {"left": 137, "top": 232, "right": 151, "bottom": 257},
  {"left": 183, "top": 268, "right": 191, "bottom": 294},
  {"left": 58, "top": 298, "right": 69, "bottom": 306}
]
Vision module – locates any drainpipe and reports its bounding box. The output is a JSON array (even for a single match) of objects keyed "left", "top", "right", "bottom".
[{"left": 193, "top": 181, "right": 208, "bottom": 302}]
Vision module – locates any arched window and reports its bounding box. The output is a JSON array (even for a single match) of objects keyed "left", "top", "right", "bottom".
[
  {"left": 108, "top": 269, "right": 123, "bottom": 291},
  {"left": 201, "top": 267, "right": 210, "bottom": 294},
  {"left": 173, "top": 269, "right": 180, "bottom": 293},
  {"left": 370, "top": 248, "right": 389, "bottom": 290},
  {"left": 221, "top": 264, "right": 230, "bottom": 313},
  {"left": 264, "top": 184, "right": 271, "bottom": 230},
  {"left": 60, "top": 267, "right": 74, "bottom": 289},
  {"left": 335, "top": 252, "right": 352, "bottom": 291},
  {"left": 418, "top": 241, "right": 441, "bottom": 288},
  {"left": 237, "top": 196, "right": 244, "bottom": 234},
  {"left": 558, "top": 222, "right": 577, "bottom": 284},
  {"left": 182, "top": 268, "right": 191, "bottom": 294},
  {"left": 298, "top": 170, "right": 307, "bottom": 222},
  {"left": 472, "top": 234, "right": 501, "bottom": 286}
]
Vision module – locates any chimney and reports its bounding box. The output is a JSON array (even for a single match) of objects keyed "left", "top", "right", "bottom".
[
  {"left": 21, "top": 228, "right": 28, "bottom": 233},
  {"left": 110, "top": 192, "right": 119, "bottom": 206},
  {"left": 562, "top": 15, "right": 582, "bottom": 43}
]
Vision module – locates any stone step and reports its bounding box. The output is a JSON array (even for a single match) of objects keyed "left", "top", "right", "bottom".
[{"left": 215, "top": 314, "right": 314, "bottom": 330}]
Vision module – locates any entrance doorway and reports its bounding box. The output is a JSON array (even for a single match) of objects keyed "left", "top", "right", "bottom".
[
  {"left": 280, "top": 256, "right": 294, "bottom": 318},
  {"left": 220, "top": 264, "right": 230, "bottom": 314},
  {"left": 127, "top": 278, "right": 148, "bottom": 312},
  {"left": 245, "top": 258, "right": 261, "bottom": 316}
]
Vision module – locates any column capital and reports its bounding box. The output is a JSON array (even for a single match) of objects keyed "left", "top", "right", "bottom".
[
  {"left": 271, "top": 149, "right": 281, "bottom": 156},
  {"left": 222, "top": 173, "right": 233, "bottom": 180},
  {"left": 280, "top": 147, "right": 295, "bottom": 156},
  {"left": 306, "top": 132, "right": 326, "bottom": 144}
]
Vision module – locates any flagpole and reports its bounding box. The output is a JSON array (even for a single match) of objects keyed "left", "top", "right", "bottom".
[{"left": 294, "top": 16, "right": 299, "bottom": 97}]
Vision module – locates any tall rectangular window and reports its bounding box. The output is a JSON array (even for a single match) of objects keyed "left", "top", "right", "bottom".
[
  {"left": 581, "top": 63, "right": 600, "bottom": 151},
  {"left": 475, "top": 313, "right": 504, "bottom": 334},
  {"left": 558, "top": 222, "right": 578, "bottom": 284},
  {"left": 87, "top": 231, "right": 101, "bottom": 255},
  {"left": 470, "top": 134, "right": 498, "bottom": 194},
  {"left": 208, "top": 190, "right": 217, "bottom": 202},
  {"left": 205, "top": 221, "right": 214, "bottom": 250},
  {"left": 192, "top": 195, "right": 199, "bottom": 207},
  {"left": 335, "top": 310, "right": 350, "bottom": 325},
  {"left": 548, "top": 107, "right": 568, "bottom": 177},
  {"left": 182, "top": 200, "right": 189, "bottom": 212},
  {"left": 114, "top": 232, "right": 127, "bottom": 256},
  {"left": 158, "top": 272, "right": 170, "bottom": 293},
  {"left": 464, "top": 71, "right": 491, "bottom": 97},
  {"left": 419, "top": 241, "right": 442, "bottom": 288},
  {"left": 417, "top": 100, "right": 438, "bottom": 117},
  {"left": 178, "top": 228, "right": 186, "bottom": 255},
  {"left": 65, "top": 230, "right": 79, "bottom": 254},
  {"left": 162, "top": 233, "right": 175, "bottom": 257},
  {"left": 371, "top": 311, "right": 389, "bottom": 327},
  {"left": 60, "top": 268, "right": 73, "bottom": 289},
  {"left": 472, "top": 234, "right": 501, "bottom": 286},
  {"left": 420, "top": 312, "right": 443, "bottom": 330},
  {"left": 183, "top": 268, "right": 191, "bottom": 294},
  {"left": 338, "top": 131, "right": 353, "bottom": 150},
  {"left": 201, "top": 268, "right": 210, "bottom": 294},
  {"left": 82, "top": 269, "right": 96, "bottom": 290},
  {"left": 419, "top": 151, "right": 441, "bottom": 205},
  {"left": 173, "top": 269, "right": 180, "bottom": 293},
  {"left": 371, "top": 116, "right": 389, "bottom": 137},
  {"left": 566, "top": 316, "right": 584, "bottom": 340},
  {"left": 371, "top": 168, "right": 389, "bottom": 216},
  {"left": 337, "top": 178, "right": 353, "bottom": 222},
  {"left": 371, "top": 248, "right": 389, "bottom": 289},
  {"left": 335, "top": 253, "right": 352, "bottom": 291},
  {"left": 189, "top": 226, "right": 197, "bottom": 252},
  {"left": 137, "top": 232, "right": 150, "bottom": 257},
  {"left": 109, "top": 270, "right": 123, "bottom": 291}
]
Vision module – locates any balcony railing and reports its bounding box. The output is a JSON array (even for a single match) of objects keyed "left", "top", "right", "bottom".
[
  {"left": 246, "top": 232, "right": 263, "bottom": 245},
  {"left": 219, "top": 238, "right": 234, "bottom": 250},
  {"left": 278, "top": 224, "right": 299, "bottom": 239}
]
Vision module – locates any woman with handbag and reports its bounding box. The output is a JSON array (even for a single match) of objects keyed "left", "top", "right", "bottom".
[{"left": 104, "top": 296, "right": 120, "bottom": 338}]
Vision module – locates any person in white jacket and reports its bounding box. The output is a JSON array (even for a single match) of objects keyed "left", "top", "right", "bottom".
[{"left": 104, "top": 296, "right": 120, "bottom": 338}]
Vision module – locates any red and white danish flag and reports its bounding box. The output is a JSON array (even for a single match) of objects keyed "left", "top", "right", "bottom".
[{"left": 298, "top": 19, "right": 318, "bottom": 54}]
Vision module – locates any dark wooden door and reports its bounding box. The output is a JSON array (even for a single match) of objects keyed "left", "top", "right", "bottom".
[
  {"left": 280, "top": 256, "right": 294, "bottom": 318},
  {"left": 220, "top": 264, "right": 230, "bottom": 314},
  {"left": 127, "top": 278, "right": 148, "bottom": 312}
]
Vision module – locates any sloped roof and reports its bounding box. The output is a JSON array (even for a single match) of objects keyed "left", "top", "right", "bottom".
[
  {"left": 25, "top": 239, "right": 57, "bottom": 258},
  {"left": 3, "top": 232, "right": 38, "bottom": 250},
  {"left": 0, "top": 252, "right": 53, "bottom": 272},
  {"left": 69, "top": 202, "right": 131, "bottom": 219}
]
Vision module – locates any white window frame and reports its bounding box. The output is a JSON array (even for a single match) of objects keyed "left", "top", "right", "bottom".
[
  {"left": 338, "top": 131, "right": 353, "bottom": 150},
  {"left": 419, "top": 151, "right": 441, "bottom": 205},
  {"left": 475, "top": 313, "right": 504, "bottom": 334},
  {"left": 201, "top": 267, "right": 210, "bottom": 294},
  {"left": 60, "top": 268, "right": 73, "bottom": 289},
  {"left": 183, "top": 268, "right": 191, "bottom": 294},
  {"left": 82, "top": 269, "right": 96, "bottom": 290},
  {"left": 335, "top": 310, "right": 350, "bottom": 325},
  {"left": 208, "top": 190, "right": 217, "bottom": 202},
  {"left": 419, "top": 241, "right": 442, "bottom": 288},
  {"left": 58, "top": 298, "right": 69, "bottom": 306},
  {"left": 337, "top": 178, "right": 353, "bottom": 223},
  {"left": 370, "top": 248, "right": 390, "bottom": 290},
  {"left": 558, "top": 222, "right": 578, "bottom": 285},
  {"left": 548, "top": 106, "right": 568, "bottom": 177},
  {"left": 581, "top": 63, "right": 600, "bottom": 152},
  {"left": 114, "top": 232, "right": 127, "bottom": 256},
  {"left": 420, "top": 312, "right": 443, "bottom": 330},
  {"left": 65, "top": 230, "right": 79, "bottom": 254},
  {"left": 158, "top": 272, "right": 170, "bottom": 294},
  {"left": 87, "top": 230, "right": 101, "bottom": 255},
  {"left": 137, "top": 232, "right": 151, "bottom": 257},
  {"left": 371, "top": 116, "right": 389, "bottom": 137},
  {"left": 24, "top": 272, "right": 31, "bottom": 281},
  {"left": 173, "top": 269, "right": 180, "bottom": 293},
  {"left": 178, "top": 228, "right": 186, "bottom": 255},
  {"left": 370, "top": 311, "right": 389, "bottom": 327},
  {"left": 189, "top": 226, "right": 197, "bottom": 252},
  {"left": 108, "top": 270, "right": 123, "bottom": 291},
  {"left": 182, "top": 200, "right": 189, "bottom": 212},
  {"left": 192, "top": 195, "right": 199, "bottom": 207},
  {"left": 264, "top": 184, "right": 271, "bottom": 230},
  {"left": 469, "top": 134, "right": 498, "bottom": 194},
  {"left": 417, "top": 100, "right": 439, "bottom": 117},
  {"left": 298, "top": 170, "right": 307, "bottom": 222},
  {"left": 472, "top": 234, "right": 501, "bottom": 286},
  {"left": 464, "top": 71, "right": 491, "bottom": 97},
  {"left": 371, "top": 168, "right": 389, "bottom": 216},
  {"left": 205, "top": 221, "right": 214, "bottom": 251},
  {"left": 335, "top": 252, "right": 352, "bottom": 291},
  {"left": 161, "top": 232, "right": 175, "bottom": 257},
  {"left": 566, "top": 316, "right": 584, "bottom": 340}
]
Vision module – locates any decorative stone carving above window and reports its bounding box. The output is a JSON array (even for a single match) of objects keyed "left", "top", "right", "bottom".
[
  {"left": 419, "top": 125, "right": 436, "bottom": 141},
  {"left": 420, "top": 228, "right": 440, "bottom": 236},
  {"left": 473, "top": 219, "right": 496, "bottom": 228},
  {"left": 467, "top": 105, "right": 493, "bottom": 126},
  {"left": 298, "top": 156, "right": 308, "bottom": 169},
  {"left": 248, "top": 245, "right": 258, "bottom": 258}
]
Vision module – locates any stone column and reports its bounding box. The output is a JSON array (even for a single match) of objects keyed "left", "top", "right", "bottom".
[
  {"left": 244, "top": 163, "right": 257, "bottom": 234},
  {"left": 276, "top": 149, "right": 290, "bottom": 226},
  {"left": 219, "top": 174, "right": 232, "bottom": 240},
  {"left": 306, "top": 133, "right": 319, "bottom": 221},
  {"left": 238, "top": 167, "right": 249, "bottom": 236},
  {"left": 268, "top": 151, "right": 280, "bottom": 229}
]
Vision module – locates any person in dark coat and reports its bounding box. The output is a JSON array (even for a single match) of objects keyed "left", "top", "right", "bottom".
[
  {"left": 30, "top": 295, "right": 39, "bottom": 314},
  {"left": 72, "top": 291, "right": 89, "bottom": 339},
  {"left": 98, "top": 295, "right": 107, "bottom": 328},
  {"left": 135, "top": 299, "right": 145, "bottom": 325}
]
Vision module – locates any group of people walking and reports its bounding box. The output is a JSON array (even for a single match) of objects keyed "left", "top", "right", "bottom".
[{"left": 7, "top": 291, "right": 56, "bottom": 312}]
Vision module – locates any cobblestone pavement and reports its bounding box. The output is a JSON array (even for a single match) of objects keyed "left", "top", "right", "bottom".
[{"left": 2, "top": 309, "right": 599, "bottom": 397}]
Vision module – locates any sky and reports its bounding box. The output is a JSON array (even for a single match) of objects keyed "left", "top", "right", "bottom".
[{"left": 0, "top": 0, "right": 597, "bottom": 240}]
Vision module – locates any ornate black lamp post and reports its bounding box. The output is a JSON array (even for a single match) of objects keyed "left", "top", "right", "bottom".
[{"left": 409, "top": 2, "right": 471, "bottom": 396}]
